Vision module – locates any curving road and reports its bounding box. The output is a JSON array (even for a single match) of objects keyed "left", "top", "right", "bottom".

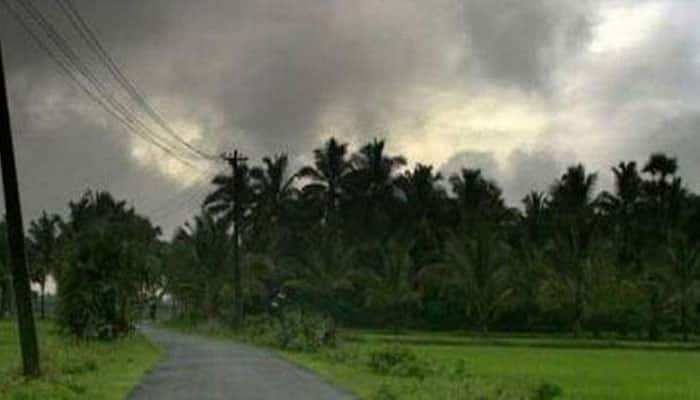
[{"left": 130, "top": 326, "right": 354, "bottom": 400}]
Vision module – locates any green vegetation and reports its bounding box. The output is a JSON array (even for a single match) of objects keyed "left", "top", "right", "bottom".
[
  {"left": 282, "top": 331, "right": 700, "bottom": 400},
  {"left": 161, "top": 143, "right": 700, "bottom": 343},
  {"left": 0, "top": 321, "right": 161, "bottom": 400},
  {"left": 5, "top": 139, "right": 700, "bottom": 398},
  {"left": 163, "top": 320, "right": 700, "bottom": 399}
]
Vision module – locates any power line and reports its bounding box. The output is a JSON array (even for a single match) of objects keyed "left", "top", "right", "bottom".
[
  {"left": 16, "top": 0, "right": 198, "bottom": 163},
  {"left": 55, "top": 0, "right": 217, "bottom": 161},
  {"left": 1, "top": 0, "right": 203, "bottom": 170}
]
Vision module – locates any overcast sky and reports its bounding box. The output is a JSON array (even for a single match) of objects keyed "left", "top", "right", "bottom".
[{"left": 1, "top": 0, "right": 699, "bottom": 235}]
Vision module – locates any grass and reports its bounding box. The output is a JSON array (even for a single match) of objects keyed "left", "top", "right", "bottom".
[
  {"left": 0, "top": 320, "right": 162, "bottom": 400},
  {"left": 283, "top": 331, "right": 700, "bottom": 400}
]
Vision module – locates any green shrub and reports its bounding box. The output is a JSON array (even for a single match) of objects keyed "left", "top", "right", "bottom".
[
  {"left": 367, "top": 345, "right": 431, "bottom": 378},
  {"left": 56, "top": 192, "right": 158, "bottom": 339},
  {"left": 370, "top": 384, "right": 399, "bottom": 400},
  {"left": 532, "top": 382, "right": 563, "bottom": 400},
  {"left": 320, "top": 346, "right": 361, "bottom": 364},
  {"left": 242, "top": 309, "right": 335, "bottom": 352}
]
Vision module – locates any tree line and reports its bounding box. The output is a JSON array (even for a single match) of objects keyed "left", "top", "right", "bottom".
[{"left": 2, "top": 138, "right": 699, "bottom": 341}]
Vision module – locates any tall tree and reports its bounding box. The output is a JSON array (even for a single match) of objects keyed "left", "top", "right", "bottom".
[
  {"left": 521, "top": 191, "right": 549, "bottom": 246},
  {"left": 549, "top": 164, "right": 598, "bottom": 214},
  {"left": 544, "top": 221, "right": 600, "bottom": 337},
  {"left": 396, "top": 163, "right": 446, "bottom": 222},
  {"left": 204, "top": 162, "right": 254, "bottom": 228},
  {"left": 173, "top": 212, "right": 233, "bottom": 322},
  {"left": 249, "top": 154, "right": 298, "bottom": 250},
  {"left": 27, "top": 212, "right": 61, "bottom": 319},
  {"left": 598, "top": 161, "right": 644, "bottom": 271},
  {"left": 299, "top": 137, "right": 353, "bottom": 223},
  {"left": 250, "top": 154, "right": 297, "bottom": 220},
  {"left": 449, "top": 168, "right": 505, "bottom": 225},
  {"left": 348, "top": 139, "right": 406, "bottom": 232}
]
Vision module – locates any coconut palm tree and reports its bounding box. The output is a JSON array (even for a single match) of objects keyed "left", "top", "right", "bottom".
[
  {"left": 549, "top": 164, "right": 598, "bottom": 214},
  {"left": 362, "top": 238, "right": 421, "bottom": 328},
  {"left": 643, "top": 153, "right": 678, "bottom": 184},
  {"left": 521, "top": 191, "right": 549, "bottom": 246},
  {"left": 250, "top": 153, "right": 297, "bottom": 221},
  {"left": 173, "top": 212, "right": 233, "bottom": 322},
  {"left": 395, "top": 163, "right": 446, "bottom": 222},
  {"left": 248, "top": 154, "right": 299, "bottom": 251},
  {"left": 282, "top": 230, "right": 355, "bottom": 320},
  {"left": 348, "top": 139, "right": 406, "bottom": 232},
  {"left": 299, "top": 137, "right": 353, "bottom": 223},
  {"left": 204, "top": 162, "right": 254, "bottom": 228},
  {"left": 598, "top": 162, "right": 644, "bottom": 271},
  {"left": 27, "top": 211, "right": 61, "bottom": 319},
  {"left": 449, "top": 168, "right": 505, "bottom": 224},
  {"left": 544, "top": 220, "right": 600, "bottom": 337},
  {"left": 434, "top": 230, "right": 512, "bottom": 335}
]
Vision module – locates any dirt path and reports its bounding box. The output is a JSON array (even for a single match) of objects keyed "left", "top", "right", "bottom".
[{"left": 130, "top": 326, "right": 354, "bottom": 400}]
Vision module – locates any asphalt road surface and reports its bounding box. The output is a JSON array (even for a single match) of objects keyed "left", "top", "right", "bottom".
[{"left": 130, "top": 326, "right": 354, "bottom": 400}]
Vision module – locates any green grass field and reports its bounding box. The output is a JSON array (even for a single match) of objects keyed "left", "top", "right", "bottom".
[
  {"left": 282, "top": 330, "right": 700, "bottom": 400},
  {"left": 0, "top": 321, "right": 161, "bottom": 400}
]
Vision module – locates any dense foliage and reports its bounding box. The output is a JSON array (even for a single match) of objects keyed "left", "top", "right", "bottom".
[
  {"left": 13, "top": 137, "right": 700, "bottom": 342},
  {"left": 53, "top": 192, "right": 160, "bottom": 338},
  {"left": 162, "top": 138, "right": 700, "bottom": 341}
]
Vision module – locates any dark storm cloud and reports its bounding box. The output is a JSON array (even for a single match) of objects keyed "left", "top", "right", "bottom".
[
  {"left": 461, "top": 0, "right": 593, "bottom": 91},
  {"left": 0, "top": 0, "right": 697, "bottom": 233},
  {"left": 440, "top": 151, "right": 500, "bottom": 182}
]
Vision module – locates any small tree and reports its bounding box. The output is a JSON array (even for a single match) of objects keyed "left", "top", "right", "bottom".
[
  {"left": 666, "top": 235, "right": 700, "bottom": 341},
  {"left": 362, "top": 239, "right": 421, "bottom": 328},
  {"left": 56, "top": 191, "right": 159, "bottom": 339},
  {"left": 27, "top": 212, "right": 61, "bottom": 319},
  {"left": 436, "top": 230, "right": 512, "bottom": 335}
]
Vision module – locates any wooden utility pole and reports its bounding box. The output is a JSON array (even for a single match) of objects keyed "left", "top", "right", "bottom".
[
  {"left": 222, "top": 150, "right": 247, "bottom": 328},
  {"left": 0, "top": 40, "right": 40, "bottom": 376}
]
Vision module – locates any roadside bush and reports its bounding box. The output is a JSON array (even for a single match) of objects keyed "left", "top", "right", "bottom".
[
  {"left": 532, "top": 382, "right": 563, "bottom": 400},
  {"left": 371, "top": 384, "right": 399, "bottom": 400},
  {"left": 242, "top": 309, "right": 335, "bottom": 352},
  {"left": 367, "top": 345, "right": 431, "bottom": 378},
  {"left": 275, "top": 309, "right": 335, "bottom": 351}
]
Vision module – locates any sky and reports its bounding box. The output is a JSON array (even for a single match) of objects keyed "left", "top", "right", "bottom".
[{"left": 0, "top": 0, "right": 699, "bottom": 236}]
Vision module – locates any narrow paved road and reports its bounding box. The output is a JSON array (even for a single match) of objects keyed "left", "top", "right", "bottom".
[{"left": 130, "top": 326, "right": 354, "bottom": 400}]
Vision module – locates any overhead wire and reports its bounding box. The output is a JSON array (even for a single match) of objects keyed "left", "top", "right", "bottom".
[
  {"left": 55, "top": 0, "right": 218, "bottom": 161},
  {"left": 17, "top": 0, "right": 200, "bottom": 164},
  {"left": 2, "top": 0, "right": 204, "bottom": 170}
]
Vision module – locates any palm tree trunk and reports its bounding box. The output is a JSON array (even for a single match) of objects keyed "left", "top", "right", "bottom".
[
  {"left": 0, "top": 279, "right": 8, "bottom": 319},
  {"left": 648, "top": 291, "right": 661, "bottom": 341},
  {"left": 573, "top": 287, "right": 584, "bottom": 338},
  {"left": 681, "top": 296, "right": 688, "bottom": 342},
  {"left": 40, "top": 281, "right": 45, "bottom": 320}
]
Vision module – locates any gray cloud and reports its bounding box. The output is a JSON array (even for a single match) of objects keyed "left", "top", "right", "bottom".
[
  {"left": 461, "top": 0, "right": 593, "bottom": 92},
  {"left": 0, "top": 0, "right": 698, "bottom": 234},
  {"left": 440, "top": 148, "right": 565, "bottom": 206}
]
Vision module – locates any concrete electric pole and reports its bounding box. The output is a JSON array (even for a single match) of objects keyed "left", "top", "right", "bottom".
[
  {"left": 221, "top": 150, "right": 247, "bottom": 328},
  {"left": 0, "top": 39, "right": 40, "bottom": 376}
]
